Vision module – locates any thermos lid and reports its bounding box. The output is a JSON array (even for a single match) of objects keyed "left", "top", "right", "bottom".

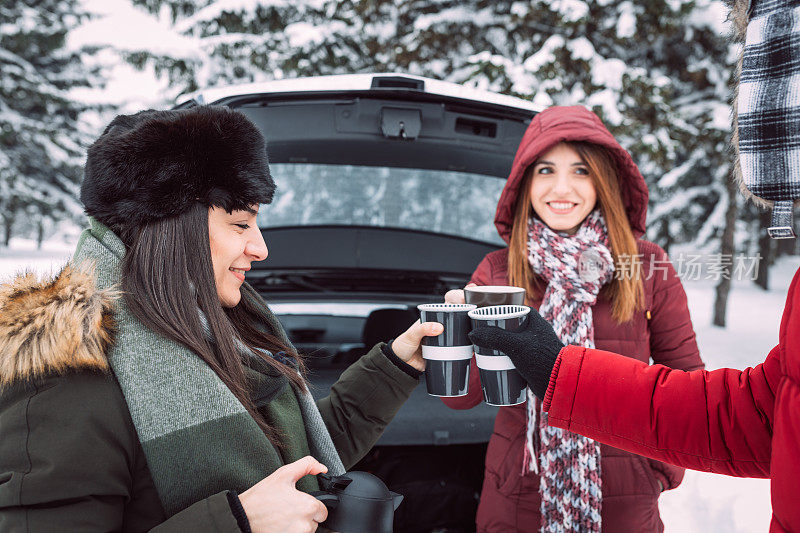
[{"left": 319, "top": 471, "right": 394, "bottom": 500}]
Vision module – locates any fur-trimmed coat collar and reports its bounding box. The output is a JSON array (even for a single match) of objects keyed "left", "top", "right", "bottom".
[
  {"left": 731, "top": 0, "right": 766, "bottom": 207},
  {"left": 0, "top": 263, "right": 117, "bottom": 386}
]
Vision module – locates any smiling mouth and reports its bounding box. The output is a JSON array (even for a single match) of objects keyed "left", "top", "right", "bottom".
[
  {"left": 229, "top": 267, "right": 246, "bottom": 282},
  {"left": 546, "top": 201, "right": 578, "bottom": 214}
]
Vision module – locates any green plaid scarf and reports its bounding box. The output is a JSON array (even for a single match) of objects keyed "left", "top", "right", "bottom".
[{"left": 72, "top": 219, "right": 344, "bottom": 516}]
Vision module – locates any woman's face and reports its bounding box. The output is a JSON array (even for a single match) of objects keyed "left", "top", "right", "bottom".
[
  {"left": 208, "top": 205, "right": 268, "bottom": 307},
  {"left": 529, "top": 143, "right": 597, "bottom": 235}
]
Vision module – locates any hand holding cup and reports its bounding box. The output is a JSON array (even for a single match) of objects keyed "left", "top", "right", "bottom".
[
  {"left": 444, "top": 283, "right": 476, "bottom": 304},
  {"left": 467, "top": 305, "right": 531, "bottom": 406},
  {"left": 391, "top": 320, "right": 444, "bottom": 372},
  {"left": 417, "top": 303, "right": 477, "bottom": 397},
  {"left": 468, "top": 306, "right": 565, "bottom": 401}
]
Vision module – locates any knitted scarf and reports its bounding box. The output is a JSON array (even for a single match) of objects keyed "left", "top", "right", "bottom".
[
  {"left": 72, "top": 219, "right": 345, "bottom": 517},
  {"left": 197, "top": 309, "right": 345, "bottom": 478},
  {"left": 525, "top": 210, "right": 615, "bottom": 533}
]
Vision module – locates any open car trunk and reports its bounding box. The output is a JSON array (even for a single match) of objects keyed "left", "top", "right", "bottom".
[{"left": 249, "top": 224, "right": 504, "bottom": 446}]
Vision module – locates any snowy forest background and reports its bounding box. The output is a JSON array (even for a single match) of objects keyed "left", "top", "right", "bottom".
[
  {"left": 0, "top": 1, "right": 786, "bottom": 530},
  {"left": 4, "top": 0, "right": 795, "bottom": 327},
  {"left": 2, "top": 0, "right": 797, "bottom": 295}
]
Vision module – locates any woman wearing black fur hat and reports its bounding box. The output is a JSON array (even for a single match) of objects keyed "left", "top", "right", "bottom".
[{"left": 0, "top": 106, "right": 442, "bottom": 532}]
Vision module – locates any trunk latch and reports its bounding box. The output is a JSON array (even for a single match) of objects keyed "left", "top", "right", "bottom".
[{"left": 381, "top": 107, "right": 421, "bottom": 140}]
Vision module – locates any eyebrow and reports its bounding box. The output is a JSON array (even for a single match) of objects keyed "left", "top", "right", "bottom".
[
  {"left": 535, "top": 160, "right": 587, "bottom": 166},
  {"left": 223, "top": 206, "right": 259, "bottom": 216}
]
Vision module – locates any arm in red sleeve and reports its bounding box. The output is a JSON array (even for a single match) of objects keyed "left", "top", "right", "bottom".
[{"left": 543, "top": 344, "right": 779, "bottom": 478}]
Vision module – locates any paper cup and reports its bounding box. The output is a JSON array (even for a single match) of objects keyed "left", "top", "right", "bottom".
[
  {"left": 418, "top": 303, "right": 476, "bottom": 397},
  {"left": 468, "top": 305, "right": 530, "bottom": 406}
]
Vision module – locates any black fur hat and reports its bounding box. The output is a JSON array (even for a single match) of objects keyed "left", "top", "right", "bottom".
[{"left": 81, "top": 105, "right": 274, "bottom": 231}]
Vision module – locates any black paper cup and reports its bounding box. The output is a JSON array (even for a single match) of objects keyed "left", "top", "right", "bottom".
[
  {"left": 468, "top": 305, "right": 530, "bottom": 406},
  {"left": 477, "top": 364, "right": 529, "bottom": 406},
  {"left": 465, "top": 285, "right": 525, "bottom": 308},
  {"left": 423, "top": 358, "right": 472, "bottom": 397},
  {"left": 417, "top": 303, "right": 476, "bottom": 397}
]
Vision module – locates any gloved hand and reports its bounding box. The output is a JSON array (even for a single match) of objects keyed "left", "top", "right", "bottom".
[{"left": 468, "top": 308, "right": 564, "bottom": 400}]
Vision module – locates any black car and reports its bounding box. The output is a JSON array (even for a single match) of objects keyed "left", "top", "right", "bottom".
[{"left": 177, "top": 74, "right": 539, "bottom": 532}]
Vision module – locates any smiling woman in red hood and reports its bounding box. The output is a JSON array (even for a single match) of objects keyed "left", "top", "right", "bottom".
[
  {"left": 501, "top": 106, "right": 648, "bottom": 324},
  {"left": 494, "top": 105, "right": 649, "bottom": 241},
  {"left": 443, "top": 105, "right": 704, "bottom": 532}
]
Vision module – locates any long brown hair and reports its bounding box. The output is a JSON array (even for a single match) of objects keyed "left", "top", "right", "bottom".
[
  {"left": 117, "top": 202, "right": 304, "bottom": 445},
  {"left": 508, "top": 141, "right": 643, "bottom": 323}
]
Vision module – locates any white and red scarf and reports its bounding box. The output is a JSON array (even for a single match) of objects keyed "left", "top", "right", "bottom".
[{"left": 525, "top": 209, "right": 615, "bottom": 532}]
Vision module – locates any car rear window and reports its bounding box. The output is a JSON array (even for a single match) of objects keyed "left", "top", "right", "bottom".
[{"left": 258, "top": 163, "right": 506, "bottom": 245}]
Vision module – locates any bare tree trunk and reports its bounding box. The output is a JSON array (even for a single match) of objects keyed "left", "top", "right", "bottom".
[
  {"left": 1, "top": 197, "right": 20, "bottom": 247},
  {"left": 754, "top": 209, "right": 776, "bottom": 290},
  {"left": 1, "top": 215, "right": 12, "bottom": 247},
  {"left": 713, "top": 176, "right": 739, "bottom": 327},
  {"left": 658, "top": 218, "right": 673, "bottom": 256},
  {"left": 36, "top": 218, "right": 45, "bottom": 250}
]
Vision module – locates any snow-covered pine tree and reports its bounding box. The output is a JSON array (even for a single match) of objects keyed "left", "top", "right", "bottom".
[
  {"left": 0, "top": 0, "right": 103, "bottom": 245},
  {"left": 122, "top": 1, "right": 337, "bottom": 94}
]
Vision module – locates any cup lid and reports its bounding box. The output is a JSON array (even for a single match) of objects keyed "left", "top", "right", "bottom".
[
  {"left": 417, "top": 303, "right": 477, "bottom": 312},
  {"left": 468, "top": 304, "right": 530, "bottom": 320},
  {"left": 464, "top": 285, "right": 525, "bottom": 294}
]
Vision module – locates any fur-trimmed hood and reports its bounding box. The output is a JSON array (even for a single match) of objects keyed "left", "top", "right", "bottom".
[{"left": 0, "top": 264, "right": 117, "bottom": 386}]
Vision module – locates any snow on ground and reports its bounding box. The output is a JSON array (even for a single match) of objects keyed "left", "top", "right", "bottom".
[
  {"left": 0, "top": 240, "right": 793, "bottom": 532},
  {"left": 0, "top": 238, "right": 76, "bottom": 283}
]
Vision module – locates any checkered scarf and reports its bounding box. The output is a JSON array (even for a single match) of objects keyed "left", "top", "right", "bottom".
[
  {"left": 735, "top": 0, "right": 800, "bottom": 238},
  {"left": 525, "top": 210, "right": 615, "bottom": 533}
]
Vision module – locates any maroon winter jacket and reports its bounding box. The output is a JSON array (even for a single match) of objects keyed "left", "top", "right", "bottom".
[
  {"left": 442, "top": 106, "right": 705, "bottom": 532},
  {"left": 543, "top": 264, "right": 800, "bottom": 532}
]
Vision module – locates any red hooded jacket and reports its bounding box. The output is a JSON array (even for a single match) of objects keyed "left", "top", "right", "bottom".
[
  {"left": 543, "top": 262, "right": 799, "bottom": 533},
  {"left": 442, "top": 106, "right": 705, "bottom": 532}
]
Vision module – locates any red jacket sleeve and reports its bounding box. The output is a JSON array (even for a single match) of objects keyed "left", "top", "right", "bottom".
[
  {"left": 543, "top": 344, "right": 779, "bottom": 478},
  {"left": 439, "top": 254, "right": 494, "bottom": 410}
]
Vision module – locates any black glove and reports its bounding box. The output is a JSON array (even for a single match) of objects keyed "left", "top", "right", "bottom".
[{"left": 468, "top": 309, "right": 564, "bottom": 400}]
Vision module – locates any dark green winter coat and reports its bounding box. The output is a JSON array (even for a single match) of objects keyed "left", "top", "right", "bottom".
[{"left": 0, "top": 264, "right": 419, "bottom": 532}]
